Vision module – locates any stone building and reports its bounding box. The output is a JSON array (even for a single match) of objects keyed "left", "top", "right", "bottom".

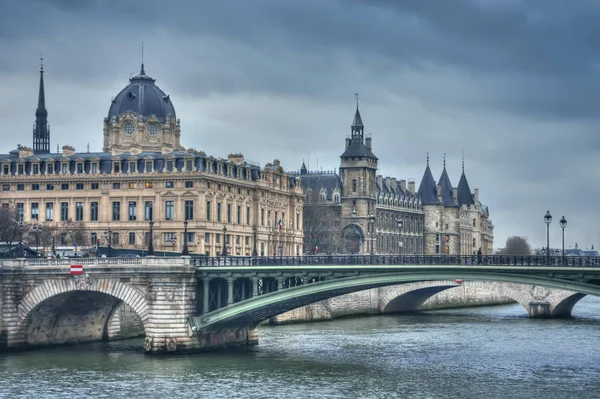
[
  {"left": 295, "top": 104, "right": 425, "bottom": 254},
  {"left": 0, "top": 61, "right": 304, "bottom": 256},
  {"left": 417, "top": 156, "right": 494, "bottom": 255},
  {"left": 296, "top": 102, "right": 493, "bottom": 255}
]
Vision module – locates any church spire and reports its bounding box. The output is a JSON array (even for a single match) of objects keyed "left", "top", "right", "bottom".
[
  {"left": 33, "top": 54, "right": 50, "bottom": 154},
  {"left": 351, "top": 93, "right": 364, "bottom": 142}
]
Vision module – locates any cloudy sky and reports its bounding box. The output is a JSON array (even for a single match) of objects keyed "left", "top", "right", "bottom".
[{"left": 1, "top": 0, "right": 599, "bottom": 250}]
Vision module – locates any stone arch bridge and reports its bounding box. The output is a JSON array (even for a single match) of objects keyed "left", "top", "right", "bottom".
[{"left": 2, "top": 255, "right": 600, "bottom": 354}]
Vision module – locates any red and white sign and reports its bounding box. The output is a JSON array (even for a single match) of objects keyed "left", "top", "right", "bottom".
[{"left": 70, "top": 264, "right": 83, "bottom": 275}]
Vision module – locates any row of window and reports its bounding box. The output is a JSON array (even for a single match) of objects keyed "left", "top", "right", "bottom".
[
  {"left": 92, "top": 231, "right": 255, "bottom": 247},
  {"left": 3, "top": 158, "right": 253, "bottom": 179},
  {"left": 19, "top": 200, "right": 295, "bottom": 226},
  {"left": 1, "top": 180, "right": 254, "bottom": 193}
]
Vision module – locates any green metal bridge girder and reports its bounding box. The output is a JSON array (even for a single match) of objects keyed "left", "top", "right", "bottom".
[{"left": 189, "top": 266, "right": 600, "bottom": 333}]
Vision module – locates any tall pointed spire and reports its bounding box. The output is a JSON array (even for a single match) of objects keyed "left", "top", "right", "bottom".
[
  {"left": 33, "top": 54, "right": 50, "bottom": 153},
  {"left": 140, "top": 42, "right": 145, "bottom": 75},
  {"left": 351, "top": 93, "right": 364, "bottom": 142}
]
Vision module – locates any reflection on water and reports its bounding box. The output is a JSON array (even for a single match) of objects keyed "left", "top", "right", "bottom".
[{"left": 1, "top": 297, "right": 599, "bottom": 399}]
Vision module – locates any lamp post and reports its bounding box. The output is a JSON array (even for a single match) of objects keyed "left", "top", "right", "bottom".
[
  {"left": 182, "top": 220, "right": 189, "bottom": 255},
  {"left": 222, "top": 226, "right": 227, "bottom": 256},
  {"left": 32, "top": 223, "right": 43, "bottom": 258},
  {"left": 397, "top": 217, "right": 404, "bottom": 255},
  {"left": 368, "top": 212, "right": 376, "bottom": 255},
  {"left": 544, "top": 210, "right": 552, "bottom": 265},
  {"left": 559, "top": 216, "right": 567, "bottom": 259},
  {"left": 148, "top": 220, "right": 155, "bottom": 256},
  {"left": 252, "top": 227, "right": 258, "bottom": 256},
  {"left": 170, "top": 238, "right": 177, "bottom": 253}
]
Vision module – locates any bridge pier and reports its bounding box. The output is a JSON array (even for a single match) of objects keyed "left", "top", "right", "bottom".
[
  {"left": 1, "top": 279, "right": 25, "bottom": 349},
  {"left": 528, "top": 301, "right": 551, "bottom": 318}
]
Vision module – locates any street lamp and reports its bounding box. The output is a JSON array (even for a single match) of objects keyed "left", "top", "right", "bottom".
[
  {"left": 397, "top": 217, "right": 404, "bottom": 255},
  {"left": 148, "top": 220, "right": 155, "bottom": 256},
  {"left": 222, "top": 226, "right": 228, "bottom": 256},
  {"left": 368, "top": 212, "right": 376, "bottom": 255},
  {"left": 32, "top": 222, "right": 43, "bottom": 258},
  {"left": 252, "top": 227, "right": 258, "bottom": 256},
  {"left": 544, "top": 210, "right": 552, "bottom": 264},
  {"left": 559, "top": 216, "right": 567, "bottom": 259},
  {"left": 170, "top": 238, "right": 177, "bottom": 252},
  {"left": 182, "top": 220, "right": 189, "bottom": 255}
]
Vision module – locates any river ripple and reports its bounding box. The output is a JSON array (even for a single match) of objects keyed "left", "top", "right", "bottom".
[{"left": 1, "top": 297, "right": 599, "bottom": 399}]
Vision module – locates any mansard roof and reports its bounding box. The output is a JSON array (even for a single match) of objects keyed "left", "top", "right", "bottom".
[
  {"left": 340, "top": 140, "right": 377, "bottom": 159},
  {"left": 437, "top": 167, "right": 458, "bottom": 207},
  {"left": 457, "top": 172, "right": 475, "bottom": 206},
  {"left": 296, "top": 172, "right": 341, "bottom": 201},
  {"left": 417, "top": 164, "right": 439, "bottom": 205}
]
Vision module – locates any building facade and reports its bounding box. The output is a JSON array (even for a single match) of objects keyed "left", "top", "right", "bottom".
[
  {"left": 296, "top": 104, "right": 425, "bottom": 255},
  {"left": 0, "top": 62, "right": 304, "bottom": 256},
  {"left": 417, "top": 157, "right": 494, "bottom": 256},
  {"left": 297, "top": 103, "right": 493, "bottom": 255}
]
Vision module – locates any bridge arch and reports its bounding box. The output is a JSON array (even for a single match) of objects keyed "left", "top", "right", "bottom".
[
  {"left": 191, "top": 272, "right": 600, "bottom": 332},
  {"left": 17, "top": 278, "right": 149, "bottom": 345},
  {"left": 379, "top": 281, "right": 534, "bottom": 314}
]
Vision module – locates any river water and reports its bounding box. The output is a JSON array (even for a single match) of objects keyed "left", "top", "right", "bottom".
[{"left": 1, "top": 297, "right": 600, "bottom": 399}]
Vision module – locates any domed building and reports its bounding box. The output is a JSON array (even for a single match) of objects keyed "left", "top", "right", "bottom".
[
  {"left": 103, "top": 64, "right": 182, "bottom": 154},
  {"left": 0, "top": 61, "right": 304, "bottom": 257}
]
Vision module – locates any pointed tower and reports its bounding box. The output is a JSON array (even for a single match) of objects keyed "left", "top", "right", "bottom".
[
  {"left": 300, "top": 160, "right": 307, "bottom": 175},
  {"left": 456, "top": 158, "right": 475, "bottom": 206},
  {"left": 339, "top": 97, "right": 378, "bottom": 254},
  {"left": 437, "top": 158, "right": 458, "bottom": 208},
  {"left": 417, "top": 154, "right": 439, "bottom": 205},
  {"left": 33, "top": 56, "right": 50, "bottom": 154}
]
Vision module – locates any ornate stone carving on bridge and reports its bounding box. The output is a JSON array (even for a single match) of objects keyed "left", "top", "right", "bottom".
[
  {"left": 74, "top": 274, "right": 93, "bottom": 291},
  {"left": 148, "top": 291, "right": 157, "bottom": 302},
  {"left": 165, "top": 290, "right": 175, "bottom": 301},
  {"left": 529, "top": 285, "right": 550, "bottom": 301}
]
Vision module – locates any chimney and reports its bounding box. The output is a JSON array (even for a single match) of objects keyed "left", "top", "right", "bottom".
[
  {"left": 452, "top": 187, "right": 458, "bottom": 202},
  {"left": 17, "top": 145, "right": 33, "bottom": 159},
  {"left": 385, "top": 176, "right": 392, "bottom": 190},
  {"left": 345, "top": 138, "right": 351, "bottom": 149},
  {"left": 227, "top": 153, "right": 244, "bottom": 164},
  {"left": 474, "top": 188, "right": 479, "bottom": 203},
  {"left": 400, "top": 179, "right": 407, "bottom": 192},
  {"left": 408, "top": 180, "right": 415, "bottom": 194},
  {"left": 436, "top": 184, "right": 442, "bottom": 200},
  {"left": 62, "top": 145, "right": 76, "bottom": 157},
  {"left": 377, "top": 175, "right": 383, "bottom": 190},
  {"left": 365, "top": 137, "right": 372, "bottom": 150},
  {"left": 391, "top": 177, "right": 397, "bottom": 191}
]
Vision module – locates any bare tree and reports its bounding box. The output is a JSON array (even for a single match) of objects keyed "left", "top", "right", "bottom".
[
  {"left": 302, "top": 191, "right": 341, "bottom": 254},
  {"left": 497, "top": 236, "right": 532, "bottom": 256},
  {"left": 0, "top": 205, "right": 25, "bottom": 257},
  {"left": 57, "top": 219, "right": 89, "bottom": 247}
]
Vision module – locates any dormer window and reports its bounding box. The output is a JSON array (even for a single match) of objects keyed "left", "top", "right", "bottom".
[
  {"left": 129, "top": 161, "right": 136, "bottom": 173},
  {"left": 32, "top": 164, "right": 39, "bottom": 175},
  {"left": 113, "top": 161, "right": 121, "bottom": 173},
  {"left": 186, "top": 160, "right": 193, "bottom": 171},
  {"left": 61, "top": 163, "right": 69, "bottom": 174},
  {"left": 46, "top": 163, "right": 53, "bottom": 174},
  {"left": 145, "top": 160, "right": 153, "bottom": 172},
  {"left": 166, "top": 160, "right": 173, "bottom": 172},
  {"left": 76, "top": 163, "right": 83, "bottom": 174},
  {"left": 17, "top": 164, "right": 24, "bottom": 175},
  {"left": 91, "top": 163, "right": 98, "bottom": 173},
  {"left": 2, "top": 164, "right": 9, "bottom": 175}
]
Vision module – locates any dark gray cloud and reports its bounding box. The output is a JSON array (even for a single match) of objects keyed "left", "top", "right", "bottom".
[{"left": 0, "top": 0, "right": 599, "bottom": 249}]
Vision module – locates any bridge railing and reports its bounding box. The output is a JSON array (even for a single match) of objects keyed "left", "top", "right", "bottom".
[
  {"left": 190, "top": 255, "right": 600, "bottom": 268},
  {"left": 0, "top": 257, "right": 189, "bottom": 268}
]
